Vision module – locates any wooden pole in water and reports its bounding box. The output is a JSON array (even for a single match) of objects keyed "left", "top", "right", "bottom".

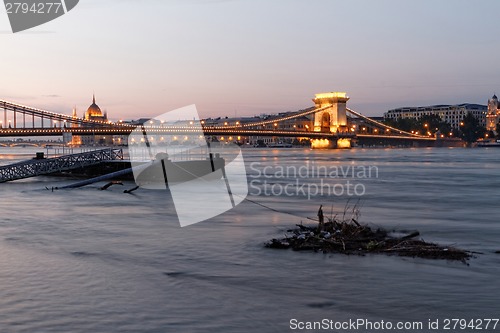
[
  {"left": 55, "top": 160, "right": 157, "bottom": 189},
  {"left": 56, "top": 167, "right": 134, "bottom": 189}
]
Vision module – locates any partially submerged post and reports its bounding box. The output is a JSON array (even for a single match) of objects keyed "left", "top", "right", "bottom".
[{"left": 317, "top": 205, "right": 324, "bottom": 232}]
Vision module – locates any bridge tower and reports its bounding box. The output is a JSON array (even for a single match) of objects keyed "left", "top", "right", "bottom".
[
  {"left": 313, "top": 92, "right": 349, "bottom": 132},
  {"left": 311, "top": 92, "right": 351, "bottom": 149}
]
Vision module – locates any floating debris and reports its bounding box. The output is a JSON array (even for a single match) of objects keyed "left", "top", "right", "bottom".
[
  {"left": 266, "top": 206, "right": 472, "bottom": 264},
  {"left": 99, "top": 181, "right": 124, "bottom": 191},
  {"left": 124, "top": 185, "right": 140, "bottom": 194}
]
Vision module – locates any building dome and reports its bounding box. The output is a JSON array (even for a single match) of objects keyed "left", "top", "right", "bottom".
[{"left": 85, "top": 94, "right": 103, "bottom": 119}]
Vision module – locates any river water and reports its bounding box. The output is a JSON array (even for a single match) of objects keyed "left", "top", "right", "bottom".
[{"left": 0, "top": 146, "right": 499, "bottom": 333}]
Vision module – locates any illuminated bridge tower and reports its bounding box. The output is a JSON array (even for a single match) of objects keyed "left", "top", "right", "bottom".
[{"left": 311, "top": 92, "right": 351, "bottom": 149}]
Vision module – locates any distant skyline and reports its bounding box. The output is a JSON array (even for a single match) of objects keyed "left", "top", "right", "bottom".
[{"left": 1, "top": 0, "right": 500, "bottom": 121}]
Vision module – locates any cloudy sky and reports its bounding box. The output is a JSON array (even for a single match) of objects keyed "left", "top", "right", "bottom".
[{"left": 1, "top": 0, "right": 499, "bottom": 120}]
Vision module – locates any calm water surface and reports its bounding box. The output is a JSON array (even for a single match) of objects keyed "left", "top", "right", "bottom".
[{"left": 0, "top": 146, "right": 499, "bottom": 332}]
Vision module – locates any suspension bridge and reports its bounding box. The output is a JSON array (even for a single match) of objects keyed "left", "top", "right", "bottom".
[{"left": 0, "top": 93, "right": 436, "bottom": 148}]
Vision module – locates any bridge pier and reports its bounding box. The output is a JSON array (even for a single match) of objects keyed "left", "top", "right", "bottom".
[{"left": 311, "top": 138, "right": 351, "bottom": 149}]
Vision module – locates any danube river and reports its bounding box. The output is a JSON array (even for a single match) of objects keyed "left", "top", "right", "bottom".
[{"left": 0, "top": 147, "right": 499, "bottom": 332}]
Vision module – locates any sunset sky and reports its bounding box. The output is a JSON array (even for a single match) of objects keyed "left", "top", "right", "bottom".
[{"left": 1, "top": 0, "right": 499, "bottom": 121}]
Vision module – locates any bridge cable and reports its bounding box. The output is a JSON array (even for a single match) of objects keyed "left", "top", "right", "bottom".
[{"left": 346, "top": 108, "right": 427, "bottom": 138}]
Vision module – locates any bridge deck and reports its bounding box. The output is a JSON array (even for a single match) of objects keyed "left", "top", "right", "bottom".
[{"left": 0, "top": 148, "right": 123, "bottom": 183}]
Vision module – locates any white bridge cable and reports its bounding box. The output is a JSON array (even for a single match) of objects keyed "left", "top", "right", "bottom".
[
  {"left": 205, "top": 105, "right": 331, "bottom": 130},
  {"left": 346, "top": 108, "right": 427, "bottom": 138},
  {"left": 205, "top": 105, "right": 427, "bottom": 139}
]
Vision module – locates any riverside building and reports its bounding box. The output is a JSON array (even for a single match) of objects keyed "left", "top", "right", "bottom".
[{"left": 384, "top": 103, "right": 487, "bottom": 129}]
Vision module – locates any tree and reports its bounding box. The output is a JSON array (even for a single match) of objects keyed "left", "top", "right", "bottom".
[
  {"left": 384, "top": 114, "right": 451, "bottom": 136},
  {"left": 417, "top": 114, "right": 452, "bottom": 137},
  {"left": 458, "top": 112, "right": 486, "bottom": 144},
  {"left": 383, "top": 118, "right": 419, "bottom": 132}
]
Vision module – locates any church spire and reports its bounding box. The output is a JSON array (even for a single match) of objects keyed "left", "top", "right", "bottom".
[{"left": 93, "top": 93, "right": 96, "bottom": 104}]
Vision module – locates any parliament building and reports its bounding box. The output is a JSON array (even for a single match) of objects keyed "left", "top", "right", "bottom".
[{"left": 70, "top": 95, "right": 113, "bottom": 146}]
